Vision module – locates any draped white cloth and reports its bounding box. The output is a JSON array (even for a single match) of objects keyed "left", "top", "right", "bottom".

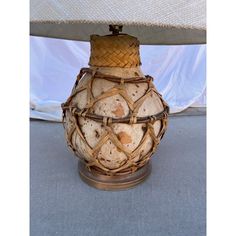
[{"left": 30, "top": 36, "right": 206, "bottom": 121}]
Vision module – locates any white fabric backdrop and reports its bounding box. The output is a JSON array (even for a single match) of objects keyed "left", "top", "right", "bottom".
[{"left": 30, "top": 36, "right": 206, "bottom": 121}]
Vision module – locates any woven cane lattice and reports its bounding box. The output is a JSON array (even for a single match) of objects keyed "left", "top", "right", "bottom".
[
  {"left": 62, "top": 68, "right": 169, "bottom": 176},
  {"left": 89, "top": 35, "right": 141, "bottom": 68}
]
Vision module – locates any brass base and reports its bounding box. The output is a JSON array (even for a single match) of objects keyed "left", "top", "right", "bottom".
[{"left": 78, "top": 162, "right": 151, "bottom": 191}]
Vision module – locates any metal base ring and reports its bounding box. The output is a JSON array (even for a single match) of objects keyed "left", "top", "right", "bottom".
[{"left": 78, "top": 162, "right": 152, "bottom": 191}]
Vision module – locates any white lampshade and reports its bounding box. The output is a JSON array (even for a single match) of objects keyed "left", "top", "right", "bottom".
[{"left": 30, "top": 0, "right": 206, "bottom": 45}]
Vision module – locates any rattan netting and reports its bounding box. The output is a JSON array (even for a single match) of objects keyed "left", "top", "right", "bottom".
[{"left": 62, "top": 68, "right": 169, "bottom": 176}]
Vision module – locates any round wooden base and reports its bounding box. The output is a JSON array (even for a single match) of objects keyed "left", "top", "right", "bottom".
[{"left": 78, "top": 161, "right": 151, "bottom": 191}]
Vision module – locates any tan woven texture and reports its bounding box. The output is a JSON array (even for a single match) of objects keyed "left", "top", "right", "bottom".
[
  {"left": 89, "top": 35, "right": 141, "bottom": 68},
  {"left": 30, "top": 0, "right": 206, "bottom": 44},
  {"left": 62, "top": 68, "right": 169, "bottom": 175}
]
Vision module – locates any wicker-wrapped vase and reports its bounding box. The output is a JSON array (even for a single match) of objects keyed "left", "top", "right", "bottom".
[{"left": 62, "top": 33, "right": 169, "bottom": 188}]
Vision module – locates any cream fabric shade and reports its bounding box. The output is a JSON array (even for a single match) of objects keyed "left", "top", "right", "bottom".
[{"left": 30, "top": 0, "right": 206, "bottom": 45}]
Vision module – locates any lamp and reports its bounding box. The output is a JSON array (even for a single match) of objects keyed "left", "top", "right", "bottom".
[{"left": 30, "top": 0, "right": 206, "bottom": 190}]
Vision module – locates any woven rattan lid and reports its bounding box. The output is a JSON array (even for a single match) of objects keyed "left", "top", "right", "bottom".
[{"left": 30, "top": 0, "right": 206, "bottom": 45}]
